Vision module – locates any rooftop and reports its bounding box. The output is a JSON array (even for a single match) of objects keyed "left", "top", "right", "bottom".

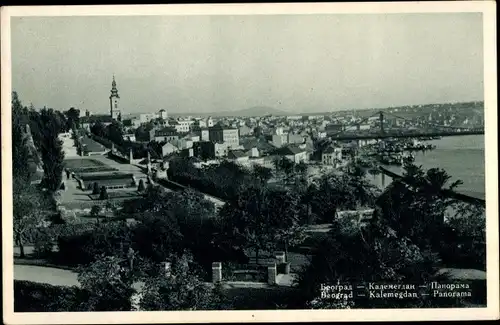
[
  {"left": 279, "top": 145, "right": 306, "bottom": 155},
  {"left": 80, "top": 115, "right": 115, "bottom": 124},
  {"left": 228, "top": 150, "right": 248, "bottom": 159}
]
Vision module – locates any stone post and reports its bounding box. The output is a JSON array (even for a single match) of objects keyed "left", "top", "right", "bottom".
[
  {"left": 275, "top": 251, "right": 286, "bottom": 264},
  {"left": 212, "top": 262, "right": 222, "bottom": 283},
  {"left": 129, "top": 148, "right": 134, "bottom": 164},
  {"left": 267, "top": 264, "right": 277, "bottom": 285}
]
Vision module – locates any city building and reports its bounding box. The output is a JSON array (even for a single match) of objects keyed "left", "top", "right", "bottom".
[
  {"left": 325, "top": 123, "right": 344, "bottom": 135},
  {"left": 162, "top": 142, "right": 179, "bottom": 157},
  {"left": 193, "top": 141, "right": 228, "bottom": 160},
  {"left": 159, "top": 109, "right": 168, "bottom": 120},
  {"left": 206, "top": 117, "right": 214, "bottom": 127},
  {"left": 171, "top": 138, "right": 194, "bottom": 150},
  {"left": 154, "top": 127, "right": 179, "bottom": 142},
  {"left": 139, "top": 113, "right": 159, "bottom": 124},
  {"left": 169, "top": 119, "right": 193, "bottom": 133},
  {"left": 209, "top": 124, "right": 240, "bottom": 149},
  {"left": 287, "top": 133, "right": 304, "bottom": 145},
  {"left": 123, "top": 133, "right": 136, "bottom": 142},
  {"left": 279, "top": 145, "right": 308, "bottom": 163},
  {"left": 271, "top": 134, "right": 288, "bottom": 147},
  {"left": 227, "top": 150, "right": 249, "bottom": 163},
  {"left": 322, "top": 146, "right": 343, "bottom": 166},
  {"left": 77, "top": 172, "right": 135, "bottom": 190},
  {"left": 109, "top": 76, "right": 121, "bottom": 120}
]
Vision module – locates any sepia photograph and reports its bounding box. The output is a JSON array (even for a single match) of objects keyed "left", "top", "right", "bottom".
[{"left": 1, "top": 2, "right": 498, "bottom": 324}]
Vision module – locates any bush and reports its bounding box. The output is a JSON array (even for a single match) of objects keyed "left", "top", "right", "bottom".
[
  {"left": 99, "top": 186, "right": 108, "bottom": 200},
  {"left": 14, "top": 280, "right": 90, "bottom": 312},
  {"left": 92, "top": 182, "right": 99, "bottom": 195},
  {"left": 138, "top": 179, "right": 145, "bottom": 192}
]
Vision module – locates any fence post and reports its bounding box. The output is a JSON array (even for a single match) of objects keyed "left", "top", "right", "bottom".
[
  {"left": 212, "top": 262, "right": 222, "bottom": 283},
  {"left": 268, "top": 264, "right": 277, "bottom": 285},
  {"left": 275, "top": 251, "right": 286, "bottom": 264}
]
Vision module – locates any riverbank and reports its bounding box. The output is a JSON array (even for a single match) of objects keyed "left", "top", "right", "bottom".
[{"left": 368, "top": 135, "right": 485, "bottom": 200}]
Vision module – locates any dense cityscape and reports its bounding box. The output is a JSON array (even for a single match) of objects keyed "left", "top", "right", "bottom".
[{"left": 12, "top": 76, "right": 486, "bottom": 311}]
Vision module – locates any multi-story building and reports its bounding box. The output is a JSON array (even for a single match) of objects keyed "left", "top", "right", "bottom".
[
  {"left": 170, "top": 119, "right": 193, "bottom": 133},
  {"left": 139, "top": 113, "right": 159, "bottom": 124},
  {"left": 159, "top": 109, "right": 168, "bottom": 120},
  {"left": 154, "top": 127, "right": 179, "bottom": 142},
  {"left": 209, "top": 124, "right": 240, "bottom": 149},
  {"left": 322, "top": 146, "right": 343, "bottom": 166},
  {"left": 279, "top": 145, "right": 308, "bottom": 164},
  {"left": 325, "top": 123, "right": 344, "bottom": 135},
  {"left": 238, "top": 125, "right": 253, "bottom": 137},
  {"left": 287, "top": 133, "right": 304, "bottom": 145},
  {"left": 193, "top": 141, "right": 228, "bottom": 160},
  {"left": 271, "top": 134, "right": 288, "bottom": 147}
]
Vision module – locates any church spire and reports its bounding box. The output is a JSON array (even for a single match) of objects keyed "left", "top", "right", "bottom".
[
  {"left": 110, "top": 75, "right": 119, "bottom": 98},
  {"left": 110, "top": 75, "right": 121, "bottom": 119}
]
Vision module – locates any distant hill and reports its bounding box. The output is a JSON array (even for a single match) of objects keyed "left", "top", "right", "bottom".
[
  {"left": 219, "top": 106, "right": 288, "bottom": 117},
  {"left": 171, "top": 106, "right": 288, "bottom": 118}
]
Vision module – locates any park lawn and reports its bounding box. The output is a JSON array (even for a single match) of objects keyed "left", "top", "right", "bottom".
[
  {"left": 88, "top": 190, "right": 141, "bottom": 201},
  {"left": 64, "top": 158, "right": 107, "bottom": 169}
]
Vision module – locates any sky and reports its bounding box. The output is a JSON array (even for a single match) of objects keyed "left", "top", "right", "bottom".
[{"left": 11, "top": 13, "right": 484, "bottom": 115}]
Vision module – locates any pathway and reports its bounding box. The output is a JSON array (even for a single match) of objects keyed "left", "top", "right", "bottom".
[{"left": 14, "top": 264, "right": 79, "bottom": 287}]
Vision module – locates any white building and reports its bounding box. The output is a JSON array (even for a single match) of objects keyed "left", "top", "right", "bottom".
[
  {"left": 162, "top": 143, "right": 179, "bottom": 157},
  {"left": 159, "top": 109, "right": 168, "bottom": 120},
  {"left": 322, "top": 146, "right": 343, "bottom": 166}
]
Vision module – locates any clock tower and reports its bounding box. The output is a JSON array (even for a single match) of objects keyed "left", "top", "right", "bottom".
[{"left": 109, "top": 75, "right": 121, "bottom": 119}]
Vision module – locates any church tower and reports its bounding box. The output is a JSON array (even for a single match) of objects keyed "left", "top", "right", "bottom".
[{"left": 109, "top": 75, "right": 121, "bottom": 119}]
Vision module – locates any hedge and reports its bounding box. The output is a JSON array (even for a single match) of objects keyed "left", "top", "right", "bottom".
[{"left": 14, "top": 280, "right": 90, "bottom": 312}]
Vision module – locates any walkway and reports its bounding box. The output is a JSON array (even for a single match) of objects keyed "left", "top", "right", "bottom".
[
  {"left": 14, "top": 264, "right": 144, "bottom": 291},
  {"left": 14, "top": 264, "right": 79, "bottom": 287}
]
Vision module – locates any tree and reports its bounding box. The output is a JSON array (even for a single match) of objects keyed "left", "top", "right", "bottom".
[
  {"left": 252, "top": 165, "right": 273, "bottom": 185},
  {"left": 139, "top": 253, "right": 229, "bottom": 311},
  {"left": 137, "top": 179, "right": 146, "bottom": 192},
  {"left": 268, "top": 190, "right": 307, "bottom": 258},
  {"left": 90, "top": 122, "right": 106, "bottom": 138},
  {"left": 99, "top": 186, "right": 109, "bottom": 200},
  {"left": 77, "top": 255, "right": 135, "bottom": 311},
  {"left": 90, "top": 205, "right": 102, "bottom": 219},
  {"left": 92, "top": 182, "right": 100, "bottom": 195},
  {"left": 219, "top": 186, "right": 274, "bottom": 264},
  {"left": 64, "top": 107, "right": 80, "bottom": 131},
  {"left": 375, "top": 162, "right": 462, "bottom": 251},
  {"left": 12, "top": 92, "right": 32, "bottom": 181},
  {"left": 296, "top": 216, "right": 444, "bottom": 309},
  {"left": 13, "top": 178, "right": 52, "bottom": 258},
  {"left": 35, "top": 108, "right": 65, "bottom": 192},
  {"left": 444, "top": 202, "right": 486, "bottom": 269},
  {"left": 106, "top": 121, "right": 124, "bottom": 146}
]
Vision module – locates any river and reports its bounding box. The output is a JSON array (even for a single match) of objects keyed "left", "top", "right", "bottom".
[{"left": 370, "top": 135, "right": 485, "bottom": 199}]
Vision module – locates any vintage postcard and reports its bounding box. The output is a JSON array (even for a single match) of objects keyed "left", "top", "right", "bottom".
[{"left": 1, "top": 2, "right": 498, "bottom": 324}]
